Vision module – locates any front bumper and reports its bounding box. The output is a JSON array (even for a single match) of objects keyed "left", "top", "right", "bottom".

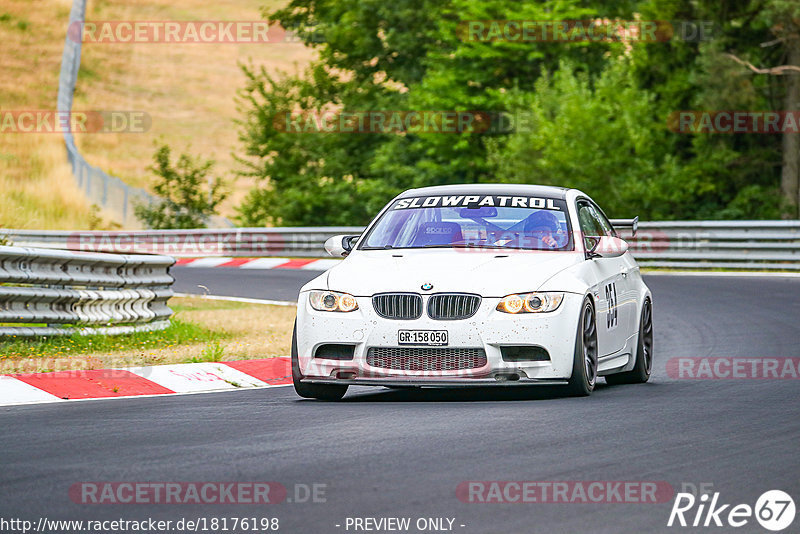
[{"left": 295, "top": 291, "right": 584, "bottom": 384}]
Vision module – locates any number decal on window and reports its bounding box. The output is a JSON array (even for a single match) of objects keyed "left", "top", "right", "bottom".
[{"left": 604, "top": 282, "right": 618, "bottom": 329}]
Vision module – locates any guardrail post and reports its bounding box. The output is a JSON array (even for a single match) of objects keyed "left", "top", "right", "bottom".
[{"left": 122, "top": 186, "right": 129, "bottom": 222}]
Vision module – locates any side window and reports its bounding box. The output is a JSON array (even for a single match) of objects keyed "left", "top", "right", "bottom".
[
  {"left": 577, "top": 201, "right": 604, "bottom": 251},
  {"left": 589, "top": 203, "right": 616, "bottom": 237},
  {"left": 577, "top": 201, "right": 603, "bottom": 237}
]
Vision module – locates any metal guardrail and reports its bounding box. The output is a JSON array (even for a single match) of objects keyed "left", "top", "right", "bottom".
[
  {"left": 0, "top": 246, "right": 175, "bottom": 337},
  {"left": 629, "top": 221, "right": 800, "bottom": 270},
  {"left": 1, "top": 221, "right": 799, "bottom": 269},
  {"left": 0, "top": 227, "right": 365, "bottom": 259}
]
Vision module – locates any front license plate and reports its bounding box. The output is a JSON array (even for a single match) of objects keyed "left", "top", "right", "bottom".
[{"left": 398, "top": 330, "right": 448, "bottom": 346}]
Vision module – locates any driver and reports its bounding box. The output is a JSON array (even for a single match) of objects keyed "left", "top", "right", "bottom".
[{"left": 524, "top": 210, "right": 560, "bottom": 249}]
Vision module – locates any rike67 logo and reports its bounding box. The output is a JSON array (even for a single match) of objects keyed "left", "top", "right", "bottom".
[{"left": 668, "top": 489, "right": 795, "bottom": 531}]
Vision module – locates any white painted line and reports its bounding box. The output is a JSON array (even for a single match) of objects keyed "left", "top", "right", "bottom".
[
  {"left": 181, "top": 257, "right": 234, "bottom": 268},
  {"left": 172, "top": 292, "right": 297, "bottom": 306},
  {"left": 0, "top": 376, "right": 61, "bottom": 405},
  {"left": 238, "top": 258, "right": 292, "bottom": 269},
  {"left": 300, "top": 259, "right": 342, "bottom": 270},
  {"left": 642, "top": 270, "right": 800, "bottom": 278}
]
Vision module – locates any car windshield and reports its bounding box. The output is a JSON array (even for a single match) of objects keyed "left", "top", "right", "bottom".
[{"left": 360, "top": 194, "right": 573, "bottom": 251}]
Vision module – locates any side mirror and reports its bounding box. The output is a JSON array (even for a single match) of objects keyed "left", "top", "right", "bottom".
[
  {"left": 587, "top": 236, "right": 628, "bottom": 259},
  {"left": 609, "top": 216, "right": 638, "bottom": 238},
  {"left": 324, "top": 235, "right": 359, "bottom": 257}
]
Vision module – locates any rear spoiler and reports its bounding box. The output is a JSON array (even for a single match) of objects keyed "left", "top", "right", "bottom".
[{"left": 609, "top": 216, "right": 638, "bottom": 237}]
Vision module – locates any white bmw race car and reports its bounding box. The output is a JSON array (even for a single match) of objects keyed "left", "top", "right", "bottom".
[{"left": 292, "top": 184, "right": 653, "bottom": 400}]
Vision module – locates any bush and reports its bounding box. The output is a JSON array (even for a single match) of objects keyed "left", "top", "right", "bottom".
[{"left": 135, "top": 145, "right": 227, "bottom": 229}]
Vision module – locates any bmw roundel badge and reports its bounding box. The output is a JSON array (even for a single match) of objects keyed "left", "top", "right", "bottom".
[{"left": 421, "top": 283, "right": 433, "bottom": 291}]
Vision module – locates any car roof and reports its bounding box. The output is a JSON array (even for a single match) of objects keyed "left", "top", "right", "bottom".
[{"left": 398, "top": 183, "right": 569, "bottom": 200}]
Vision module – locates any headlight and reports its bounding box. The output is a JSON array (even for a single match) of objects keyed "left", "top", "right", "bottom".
[
  {"left": 309, "top": 290, "right": 359, "bottom": 312},
  {"left": 497, "top": 292, "right": 564, "bottom": 314}
]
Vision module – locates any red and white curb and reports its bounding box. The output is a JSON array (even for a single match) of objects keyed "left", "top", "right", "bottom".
[
  {"left": 173, "top": 257, "right": 342, "bottom": 270},
  {"left": 0, "top": 358, "right": 291, "bottom": 407}
]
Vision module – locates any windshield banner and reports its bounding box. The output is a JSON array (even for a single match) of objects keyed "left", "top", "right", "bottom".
[{"left": 393, "top": 195, "right": 565, "bottom": 210}]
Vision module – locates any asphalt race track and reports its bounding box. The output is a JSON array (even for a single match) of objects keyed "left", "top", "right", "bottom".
[
  {"left": 171, "top": 267, "right": 320, "bottom": 301},
  {"left": 2, "top": 272, "right": 799, "bottom": 533}
]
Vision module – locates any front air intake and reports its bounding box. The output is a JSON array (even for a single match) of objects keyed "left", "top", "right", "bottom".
[
  {"left": 366, "top": 347, "right": 487, "bottom": 371},
  {"left": 500, "top": 345, "right": 551, "bottom": 362},
  {"left": 314, "top": 344, "right": 356, "bottom": 360}
]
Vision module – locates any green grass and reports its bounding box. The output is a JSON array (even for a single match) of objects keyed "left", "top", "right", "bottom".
[
  {"left": 640, "top": 267, "right": 800, "bottom": 274},
  {"left": 0, "top": 12, "right": 29, "bottom": 30},
  {"left": 188, "top": 340, "right": 226, "bottom": 363},
  {"left": 0, "top": 318, "right": 229, "bottom": 361}
]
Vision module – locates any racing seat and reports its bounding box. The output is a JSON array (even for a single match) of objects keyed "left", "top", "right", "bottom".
[{"left": 412, "top": 222, "right": 463, "bottom": 247}]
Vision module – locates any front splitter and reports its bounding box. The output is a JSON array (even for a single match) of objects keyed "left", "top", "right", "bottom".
[{"left": 301, "top": 377, "right": 569, "bottom": 388}]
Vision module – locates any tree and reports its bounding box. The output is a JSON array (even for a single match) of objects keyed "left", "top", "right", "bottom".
[
  {"left": 721, "top": 0, "right": 800, "bottom": 218},
  {"left": 238, "top": 0, "right": 634, "bottom": 225},
  {"left": 135, "top": 145, "right": 227, "bottom": 229},
  {"left": 236, "top": 0, "right": 792, "bottom": 224}
]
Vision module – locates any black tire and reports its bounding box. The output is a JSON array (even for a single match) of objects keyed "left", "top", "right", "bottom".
[
  {"left": 606, "top": 297, "right": 653, "bottom": 385},
  {"left": 565, "top": 297, "right": 598, "bottom": 397},
  {"left": 291, "top": 322, "right": 348, "bottom": 401}
]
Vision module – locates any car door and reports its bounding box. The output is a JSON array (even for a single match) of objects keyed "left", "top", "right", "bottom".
[
  {"left": 589, "top": 202, "right": 637, "bottom": 337},
  {"left": 576, "top": 200, "right": 626, "bottom": 356}
]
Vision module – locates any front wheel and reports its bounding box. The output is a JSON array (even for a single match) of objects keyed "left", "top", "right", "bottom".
[
  {"left": 606, "top": 297, "right": 653, "bottom": 385},
  {"left": 565, "top": 297, "right": 598, "bottom": 396},
  {"left": 291, "top": 322, "right": 348, "bottom": 401}
]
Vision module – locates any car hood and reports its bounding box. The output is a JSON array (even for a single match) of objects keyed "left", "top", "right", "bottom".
[{"left": 322, "top": 249, "right": 584, "bottom": 297}]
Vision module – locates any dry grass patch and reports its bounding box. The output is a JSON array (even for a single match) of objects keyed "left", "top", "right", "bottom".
[
  {"left": 0, "top": 2, "right": 70, "bottom": 109},
  {"left": 174, "top": 296, "right": 296, "bottom": 360},
  {"left": 1, "top": 0, "right": 313, "bottom": 228},
  {"left": 0, "top": 134, "right": 116, "bottom": 229},
  {"left": 74, "top": 0, "right": 315, "bottom": 219},
  {"left": 0, "top": 1, "right": 113, "bottom": 229}
]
